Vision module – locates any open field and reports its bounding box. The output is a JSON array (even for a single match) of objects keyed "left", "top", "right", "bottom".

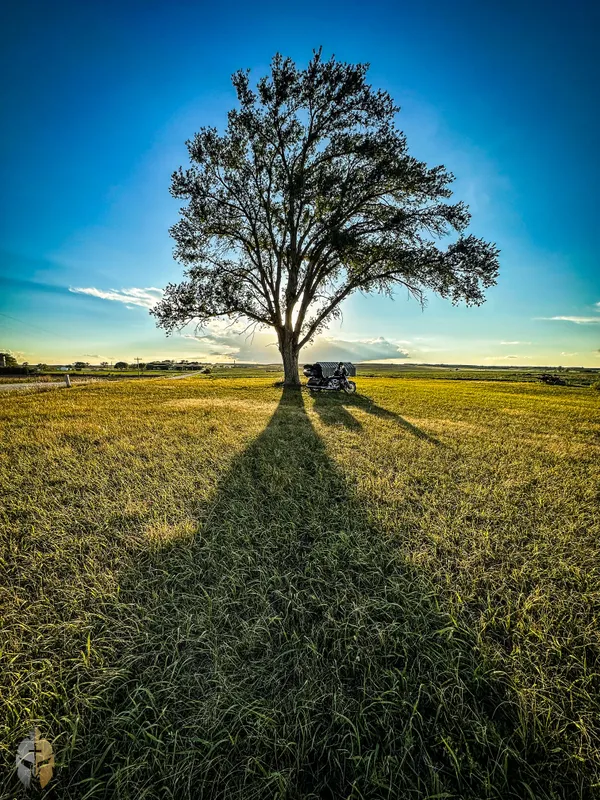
[
  {"left": 0, "top": 376, "right": 105, "bottom": 385},
  {"left": 356, "top": 364, "right": 600, "bottom": 387},
  {"left": 1, "top": 376, "right": 599, "bottom": 798},
  {"left": 0, "top": 377, "right": 69, "bottom": 385},
  {"left": 0, "top": 378, "right": 102, "bottom": 394},
  {"left": 0, "top": 373, "right": 202, "bottom": 392},
  {"left": 0, "top": 383, "right": 67, "bottom": 394},
  {"left": 5, "top": 362, "right": 598, "bottom": 387},
  {"left": 0, "top": 372, "right": 192, "bottom": 382}
]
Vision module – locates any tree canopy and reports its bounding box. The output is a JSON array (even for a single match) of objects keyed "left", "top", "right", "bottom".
[
  {"left": 152, "top": 50, "right": 499, "bottom": 383},
  {"left": 0, "top": 352, "right": 18, "bottom": 367}
]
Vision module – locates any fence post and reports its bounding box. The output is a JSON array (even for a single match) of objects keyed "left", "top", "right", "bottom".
[{"left": 65, "top": 374, "right": 71, "bottom": 388}]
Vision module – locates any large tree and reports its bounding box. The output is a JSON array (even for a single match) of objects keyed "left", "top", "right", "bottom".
[
  {"left": 152, "top": 50, "right": 499, "bottom": 385},
  {"left": 0, "top": 352, "right": 18, "bottom": 367}
]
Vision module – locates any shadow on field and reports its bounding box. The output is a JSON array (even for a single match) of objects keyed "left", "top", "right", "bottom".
[
  {"left": 67, "top": 388, "right": 541, "bottom": 799},
  {"left": 311, "top": 390, "right": 441, "bottom": 444}
]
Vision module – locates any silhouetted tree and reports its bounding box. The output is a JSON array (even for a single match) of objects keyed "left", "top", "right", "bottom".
[
  {"left": 152, "top": 50, "right": 499, "bottom": 385},
  {"left": 0, "top": 352, "right": 18, "bottom": 367},
  {"left": 115, "top": 361, "right": 128, "bottom": 370}
]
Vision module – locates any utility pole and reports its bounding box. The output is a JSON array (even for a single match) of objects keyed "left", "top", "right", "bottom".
[{"left": 135, "top": 356, "right": 141, "bottom": 376}]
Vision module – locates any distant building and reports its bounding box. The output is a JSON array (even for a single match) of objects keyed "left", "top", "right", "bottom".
[{"left": 146, "top": 361, "right": 173, "bottom": 370}]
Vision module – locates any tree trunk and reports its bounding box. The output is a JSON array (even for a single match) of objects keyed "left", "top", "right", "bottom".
[{"left": 278, "top": 328, "right": 301, "bottom": 386}]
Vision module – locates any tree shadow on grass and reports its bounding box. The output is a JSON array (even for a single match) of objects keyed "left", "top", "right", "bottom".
[
  {"left": 64, "top": 389, "right": 551, "bottom": 799},
  {"left": 311, "top": 389, "right": 441, "bottom": 444}
]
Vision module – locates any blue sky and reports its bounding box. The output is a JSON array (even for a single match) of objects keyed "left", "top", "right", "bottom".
[{"left": 1, "top": 0, "right": 598, "bottom": 366}]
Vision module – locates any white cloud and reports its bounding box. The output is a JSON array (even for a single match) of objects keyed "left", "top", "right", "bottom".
[
  {"left": 539, "top": 303, "right": 600, "bottom": 325},
  {"left": 179, "top": 325, "right": 411, "bottom": 364},
  {"left": 303, "top": 336, "right": 410, "bottom": 363},
  {"left": 484, "top": 355, "right": 532, "bottom": 360},
  {"left": 560, "top": 352, "right": 578, "bottom": 356},
  {"left": 180, "top": 318, "right": 262, "bottom": 358},
  {"left": 69, "top": 286, "right": 164, "bottom": 309},
  {"left": 0, "top": 348, "right": 26, "bottom": 361},
  {"left": 500, "top": 340, "right": 531, "bottom": 345},
  {"left": 541, "top": 316, "right": 600, "bottom": 324},
  {"left": 182, "top": 332, "right": 242, "bottom": 357}
]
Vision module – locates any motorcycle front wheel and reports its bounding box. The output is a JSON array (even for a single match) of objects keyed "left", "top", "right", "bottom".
[{"left": 343, "top": 381, "right": 357, "bottom": 394}]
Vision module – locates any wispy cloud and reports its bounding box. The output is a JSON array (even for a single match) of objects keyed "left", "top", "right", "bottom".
[
  {"left": 484, "top": 354, "right": 531, "bottom": 360},
  {"left": 181, "top": 332, "right": 242, "bottom": 358},
  {"left": 540, "top": 316, "right": 600, "bottom": 324},
  {"left": 180, "top": 325, "right": 411, "bottom": 363},
  {"left": 69, "top": 286, "right": 164, "bottom": 309},
  {"left": 538, "top": 302, "right": 600, "bottom": 324},
  {"left": 500, "top": 340, "right": 531, "bottom": 345},
  {"left": 0, "top": 347, "right": 26, "bottom": 361},
  {"left": 180, "top": 318, "right": 260, "bottom": 358},
  {"left": 304, "top": 336, "right": 410, "bottom": 363},
  {"left": 561, "top": 352, "right": 578, "bottom": 356}
]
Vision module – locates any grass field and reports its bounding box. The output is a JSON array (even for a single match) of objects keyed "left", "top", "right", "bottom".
[
  {"left": 5, "top": 362, "right": 598, "bottom": 387},
  {"left": 1, "top": 375, "right": 599, "bottom": 798},
  {"left": 356, "top": 364, "right": 600, "bottom": 388}
]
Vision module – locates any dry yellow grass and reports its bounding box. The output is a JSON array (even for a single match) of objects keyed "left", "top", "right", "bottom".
[{"left": 0, "top": 375, "right": 598, "bottom": 798}]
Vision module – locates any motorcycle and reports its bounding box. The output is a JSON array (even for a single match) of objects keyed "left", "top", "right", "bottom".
[{"left": 303, "top": 363, "right": 357, "bottom": 394}]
